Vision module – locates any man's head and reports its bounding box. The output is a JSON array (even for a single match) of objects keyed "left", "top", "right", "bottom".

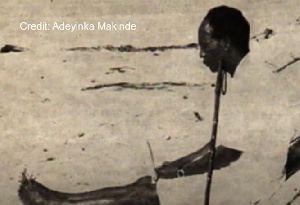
[{"left": 198, "top": 6, "right": 250, "bottom": 77}]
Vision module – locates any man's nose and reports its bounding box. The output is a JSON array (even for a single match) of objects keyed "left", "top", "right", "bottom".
[{"left": 200, "top": 50, "right": 205, "bottom": 58}]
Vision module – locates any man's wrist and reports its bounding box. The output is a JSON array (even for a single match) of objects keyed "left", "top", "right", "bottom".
[{"left": 177, "top": 169, "right": 185, "bottom": 178}]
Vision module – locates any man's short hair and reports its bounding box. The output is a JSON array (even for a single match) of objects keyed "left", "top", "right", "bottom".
[{"left": 203, "top": 5, "right": 250, "bottom": 56}]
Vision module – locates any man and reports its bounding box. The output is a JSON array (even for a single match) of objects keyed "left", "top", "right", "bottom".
[
  {"left": 199, "top": 5, "right": 250, "bottom": 77},
  {"left": 155, "top": 5, "right": 250, "bottom": 179}
]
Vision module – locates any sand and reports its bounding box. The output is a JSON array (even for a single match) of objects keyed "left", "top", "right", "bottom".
[{"left": 0, "top": 0, "right": 299, "bottom": 204}]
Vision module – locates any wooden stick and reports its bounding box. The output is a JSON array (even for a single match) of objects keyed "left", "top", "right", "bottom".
[
  {"left": 147, "top": 140, "right": 159, "bottom": 182},
  {"left": 272, "top": 57, "right": 300, "bottom": 73},
  {"left": 204, "top": 61, "right": 224, "bottom": 205},
  {"left": 81, "top": 82, "right": 206, "bottom": 91}
]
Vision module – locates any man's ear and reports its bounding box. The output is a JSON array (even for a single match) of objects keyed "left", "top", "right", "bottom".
[{"left": 220, "top": 38, "right": 231, "bottom": 51}]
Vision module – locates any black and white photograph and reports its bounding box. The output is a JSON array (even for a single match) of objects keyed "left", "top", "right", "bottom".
[{"left": 0, "top": 0, "right": 299, "bottom": 204}]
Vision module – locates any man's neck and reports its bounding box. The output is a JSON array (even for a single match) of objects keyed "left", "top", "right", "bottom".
[{"left": 223, "top": 49, "right": 245, "bottom": 77}]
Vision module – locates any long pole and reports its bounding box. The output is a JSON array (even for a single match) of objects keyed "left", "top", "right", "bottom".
[{"left": 204, "top": 61, "right": 224, "bottom": 205}]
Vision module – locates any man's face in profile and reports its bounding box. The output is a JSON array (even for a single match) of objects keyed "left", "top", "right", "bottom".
[{"left": 198, "top": 20, "right": 226, "bottom": 73}]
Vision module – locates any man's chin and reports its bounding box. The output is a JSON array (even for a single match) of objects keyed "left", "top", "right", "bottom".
[{"left": 203, "top": 60, "right": 219, "bottom": 73}]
